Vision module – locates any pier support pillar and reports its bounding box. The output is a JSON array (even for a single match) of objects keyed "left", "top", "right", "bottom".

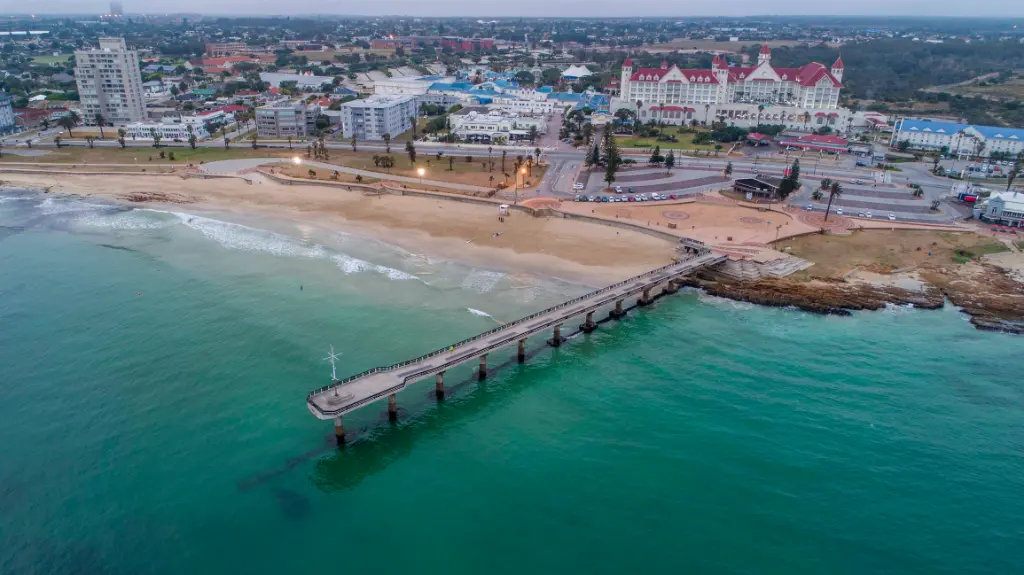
[
  {"left": 610, "top": 299, "right": 626, "bottom": 319},
  {"left": 479, "top": 354, "right": 488, "bottom": 381},
  {"left": 436, "top": 371, "right": 445, "bottom": 400},
  {"left": 638, "top": 287, "right": 652, "bottom": 307},
  {"left": 388, "top": 393, "right": 398, "bottom": 421},
  {"left": 518, "top": 339, "right": 526, "bottom": 363},
  {"left": 663, "top": 280, "right": 680, "bottom": 295},
  {"left": 549, "top": 324, "right": 563, "bottom": 347},
  {"left": 334, "top": 416, "right": 345, "bottom": 444},
  {"left": 582, "top": 311, "right": 597, "bottom": 333}
]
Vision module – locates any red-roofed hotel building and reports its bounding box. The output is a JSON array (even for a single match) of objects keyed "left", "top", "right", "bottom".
[{"left": 618, "top": 44, "right": 850, "bottom": 132}]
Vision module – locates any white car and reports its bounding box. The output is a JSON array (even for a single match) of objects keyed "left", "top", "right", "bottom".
[
  {"left": 573, "top": 183, "right": 585, "bottom": 190},
  {"left": 836, "top": 208, "right": 843, "bottom": 215},
  {"left": 888, "top": 214, "right": 896, "bottom": 221},
  {"left": 866, "top": 211, "right": 873, "bottom": 218}
]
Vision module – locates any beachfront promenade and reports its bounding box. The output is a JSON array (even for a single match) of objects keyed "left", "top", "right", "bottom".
[{"left": 308, "top": 241, "right": 727, "bottom": 441}]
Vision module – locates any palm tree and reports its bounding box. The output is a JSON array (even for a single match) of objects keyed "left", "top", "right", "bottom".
[
  {"left": 409, "top": 116, "right": 417, "bottom": 139},
  {"left": 820, "top": 177, "right": 833, "bottom": 191},
  {"left": 756, "top": 105, "right": 765, "bottom": 131},
  {"left": 94, "top": 113, "right": 106, "bottom": 139},
  {"left": 824, "top": 181, "right": 843, "bottom": 221},
  {"left": 117, "top": 128, "right": 126, "bottom": 149},
  {"left": 704, "top": 103, "right": 710, "bottom": 125},
  {"left": 802, "top": 112, "right": 811, "bottom": 131},
  {"left": 250, "top": 133, "right": 259, "bottom": 149},
  {"left": 57, "top": 111, "right": 80, "bottom": 137},
  {"left": 383, "top": 133, "right": 391, "bottom": 153},
  {"left": 287, "top": 136, "right": 293, "bottom": 149},
  {"left": 54, "top": 136, "right": 62, "bottom": 148},
  {"left": 635, "top": 99, "right": 643, "bottom": 133},
  {"left": 501, "top": 149, "right": 507, "bottom": 172},
  {"left": 85, "top": 136, "right": 95, "bottom": 148},
  {"left": 714, "top": 144, "right": 723, "bottom": 157},
  {"left": 350, "top": 134, "right": 357, "bottom": 152},
  {"left": 811, "top": 189, "right": 823, "bottom": 201}
]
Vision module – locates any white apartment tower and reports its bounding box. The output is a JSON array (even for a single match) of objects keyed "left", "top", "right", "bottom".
[{"left": 75, "top": 37, "right": 145, "bottom": 126}]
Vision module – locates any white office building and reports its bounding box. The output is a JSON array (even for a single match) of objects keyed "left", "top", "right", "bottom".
[
  {"left": 339, "top": 94, "right": 418, "bottom": 140},
  {"left": 890, "top": 118, "right": 1024, "bottom": 159},
  {"left": 981, "top": 191, "right": 1024, "bottom": 228},
  {"left": 74, "top": 37, "right": 146, "bottom": 126}
]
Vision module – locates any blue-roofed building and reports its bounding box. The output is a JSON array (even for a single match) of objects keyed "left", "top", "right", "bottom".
[{"left": 891, "top": 118, "right": 1024, "bottom": 159}]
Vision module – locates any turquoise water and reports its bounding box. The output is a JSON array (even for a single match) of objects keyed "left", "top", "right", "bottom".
[{"left": 1, "top": 190, "right": 1022, "bottom": 574}]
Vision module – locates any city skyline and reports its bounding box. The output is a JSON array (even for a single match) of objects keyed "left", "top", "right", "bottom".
[{"left": 13, "top": 0, "right": 1024, "bottom": 18}]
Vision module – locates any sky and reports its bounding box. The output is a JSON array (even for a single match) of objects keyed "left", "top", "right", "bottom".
[{"left": 14, "top": 0, "right": 1024, "bottom": 18}]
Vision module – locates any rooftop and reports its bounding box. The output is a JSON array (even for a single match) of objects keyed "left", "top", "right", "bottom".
[{"left": 341, "top": 94, "right": 417, "bottom": 108}]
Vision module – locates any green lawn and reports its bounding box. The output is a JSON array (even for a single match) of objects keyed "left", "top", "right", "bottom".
[
  {"left": 32, "top": 55, "right": 72, "bottom": 64},
  {"left": 616, "top": 134, "right": 717, "bottom": 151}
]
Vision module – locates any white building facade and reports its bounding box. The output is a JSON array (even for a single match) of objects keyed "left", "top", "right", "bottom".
[
  {"left": 74, "top": 37, "right": 146, "bottom": 126},
  {"left": 981, "top": 191, "right": 1024, "bottom": 227},
  {"left": 123, "top": 120, "right": 210, "bottom": 141},
  {"left": 255, "top": 100, "right": 322, "bottom": 139},
  {"left": 449, "top": 107, "right": 547, "bottom": 143},
  {"left": 616, "top": 45, "right": 849, "bottom": 131},
  {"left": 339, "top": 94, "right": 418, "bottom": 140}
]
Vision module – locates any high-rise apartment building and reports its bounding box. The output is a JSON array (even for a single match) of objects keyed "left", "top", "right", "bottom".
[
  {"left": 74, "top": 37, "right": 145, "bottom": 126},
  {"left": 339, "top": 95, "right": 418, "bottom": 140}
]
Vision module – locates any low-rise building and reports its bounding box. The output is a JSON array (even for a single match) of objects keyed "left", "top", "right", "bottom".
[
  {"left": 981, "top": 191, "right": 1024, "bottom": 228},
  {"left": 255, "top": 100, "right": 321, "bottom": 138},
  {"left": 449, "top": 107, "right": 547, "bottom": 143},
  {"left": 123, "top": 120, "right": 210, "bottom": 142},
  {"left": 339, "top": 94, "right": 418, "bottom": 140}
]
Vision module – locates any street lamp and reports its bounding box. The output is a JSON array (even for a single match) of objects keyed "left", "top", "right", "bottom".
[
  {"left": 516, "top": 166, "right": 526, "bottom": 204},
  {"left": 417, "top": 167, "right": 425, "bottom": 186},
  {"left": 293, "top": 156, "right": 301, "bottom": 165}
]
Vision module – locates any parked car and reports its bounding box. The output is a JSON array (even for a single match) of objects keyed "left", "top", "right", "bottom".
[
  {"left": 614, "top": 186, "right": 622, "bottom": 193},
  {"left": 573, "top": 183, "right": 585, "bottom": 190},
  {"left": 669, "top": 194, "right": 677, "bottom": 200},
  {"left": 574, "top": 195, "right": 583, "bottom": 202},
  {"left": 836, "top": 208, "right": 843, "bottom": 215},
  {"left": 806, "top": 204, "right": 814, "bottom": 211},
  {"left": 888, "top": 214, "right": 896, "bottom": 221},
  {"left": 866, "top": 211, "right": 873, "bottom": 218},
  {"left": 627, "top": 187, "right": 635, "bottom": 193},
  {"left": 588, "top": 196, "right": 596, "bottom": 202},
  {"left": 601, "top": 196, "right": 610, "bottom": 202},
  {"left": 851, "top": 179, "right": 863, "bottom": 184},
  {"left": 858, "top": 211, "right": 866, "bottom": 217},
  {"left": 627, "top": 196, "right": 636, "bottom": 202}
]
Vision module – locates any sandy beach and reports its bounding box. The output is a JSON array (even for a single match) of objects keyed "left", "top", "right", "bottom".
[{"left": 0, "top": 173, "right": 678, "bottom": 286}]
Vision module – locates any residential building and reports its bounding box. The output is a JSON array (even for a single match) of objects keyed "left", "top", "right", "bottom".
[
  {"left": 890, "top": 118, "right": 1024, "bottom": 159},
  {"left": 259, "top": 72, "right": 333, "bottom": 90},
  {"left": 339, "top": 94, "right": 418, "bottom": 140},
  {"left": 74, "top": 37, "right": 145, "bottom": 126},
  {"left": 0, "top": 91, "right": 16, "bottom": 134},
  {"left": 255, "top": 100, "right": 321, "bottom": 138},
  {"left": 123, "top": 120, "right": 210, "bottom": 142},
  {"left": 13, "top": 108, "right": 50, "bottom": 131},
  {"left": 616, "top": 45, "right": 849, "bottom": 130},
  {"left": 440, "top": 37, "right": 494, "bottom": 52},
  {"left": 980, "top": 191, "right": 1024, "bottom": 227},
  {"left": 449, "top": 106, "right": 547, "bottom": 143},
  {"left": 205, "top": 42, "right": 252, "bottom": 57}
]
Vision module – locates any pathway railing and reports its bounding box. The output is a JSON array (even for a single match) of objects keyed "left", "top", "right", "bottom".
[{"left": 308, "top": 248, "right": 716, "bottom": 398}]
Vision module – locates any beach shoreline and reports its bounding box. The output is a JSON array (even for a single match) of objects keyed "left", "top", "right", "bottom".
[{"left": 0, "top": 173, "right": 679, "bottom": 287}]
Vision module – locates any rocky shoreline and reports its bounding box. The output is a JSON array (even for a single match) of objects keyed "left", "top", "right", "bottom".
[{"left": 682, "top": 262, "right": 1024, "bottom": 334}]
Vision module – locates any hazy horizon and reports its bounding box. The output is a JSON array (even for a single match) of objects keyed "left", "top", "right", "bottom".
[{"left": 14, "top": 0, "right": 1024, "bottom": 19}]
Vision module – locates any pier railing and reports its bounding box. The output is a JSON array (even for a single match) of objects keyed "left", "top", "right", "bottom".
[{"left": 308, "top": 247, "right": 714, "bottom": 398}]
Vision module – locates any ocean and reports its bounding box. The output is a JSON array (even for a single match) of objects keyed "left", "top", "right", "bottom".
[{"left": 1, "top": 190, "right": 1022, "bottom": 574}]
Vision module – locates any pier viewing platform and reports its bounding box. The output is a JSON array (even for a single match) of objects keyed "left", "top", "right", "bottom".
[{"left": 307, "top": 240, "right": 726, "bottom": 440}]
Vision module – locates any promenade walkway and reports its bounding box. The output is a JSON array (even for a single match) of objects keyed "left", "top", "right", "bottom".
[{"left": 307, "top": 248, "right": 726, "bottom": 425}]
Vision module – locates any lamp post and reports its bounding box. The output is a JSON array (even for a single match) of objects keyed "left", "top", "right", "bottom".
[
  {"left": 417, "top": 167, "right": 425, "bottom": 186},
  {"left": 516, "top": 166, "right": 526, "bottom": 204},
  {"left": 293, "top": 156, "right": 301, "bottom": 165}
]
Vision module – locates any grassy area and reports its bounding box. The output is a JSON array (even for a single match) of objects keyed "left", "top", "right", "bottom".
[
  {"left": 616, "top": 133, "right": 717, "bottom": 151},
  {"left": 0, "top": 145, "right": 293, "bottom": 165},
  {"left": 32, "top": 55, "right": 72, "bottom": 64},
  {"left": 393, "top": 119, "right": 428, "bottom": 142},
  {"left": 780, "top": 229, "right": 1008, "bottom": 278},
  {"left": 280, "top": 165, "right": 379, "bottom": 184},
  {"left": 0, "top": 145, "right": 547, "bottom": 189}
]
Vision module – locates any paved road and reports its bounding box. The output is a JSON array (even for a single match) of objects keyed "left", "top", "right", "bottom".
[{"left": 307, "top": 249, "right": 725, "bottom": 420}]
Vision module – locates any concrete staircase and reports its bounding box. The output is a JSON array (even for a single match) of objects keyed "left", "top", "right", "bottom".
[{"left": 715, "top": 255, "right": 813, "bottom": 281}]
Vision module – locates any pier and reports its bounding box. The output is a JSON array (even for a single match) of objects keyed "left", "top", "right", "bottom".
[{"left": 307, "top": 240, "right": 726, "bottom": 441}]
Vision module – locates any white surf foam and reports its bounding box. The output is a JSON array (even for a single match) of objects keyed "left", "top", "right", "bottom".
[
  {"left": 467, "top": 307, "right": 493, "bottom": 318},
  {"left": 173, "top": 212, "right": 325, "bottom": 258},
  {"left": 74, "top": 211, "right": 177, "bottom": 230},
  {"left": 37, "top": 197, "right": 110, "bottom": 215},
  {"left": 331, "top": 254, "right": 418, "bottom": 281},
  {"left": 461, "top": 270, "right": 505, "bottom": 293}
]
